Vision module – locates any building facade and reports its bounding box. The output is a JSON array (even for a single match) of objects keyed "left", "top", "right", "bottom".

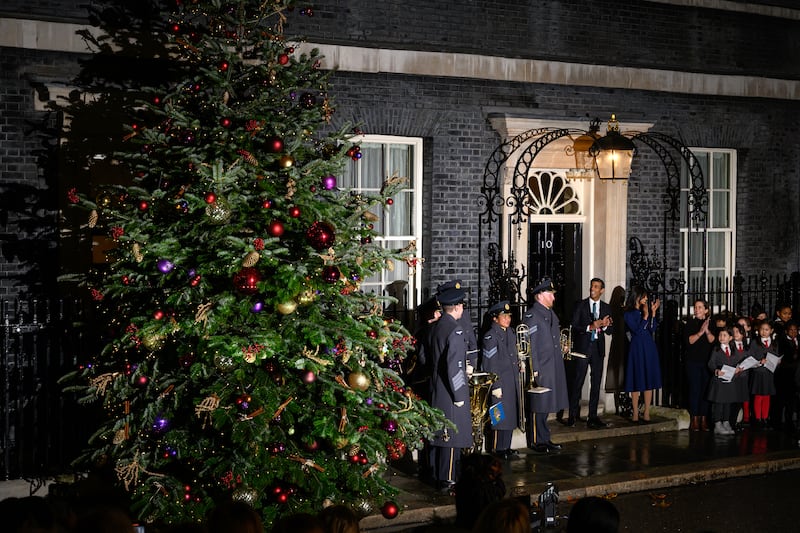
[{"left": 2, "top": 0, "right": 800, "bottom": 315}]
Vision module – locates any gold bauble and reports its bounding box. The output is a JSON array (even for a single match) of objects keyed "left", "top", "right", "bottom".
[
  {"left": 276, "top": 300, "right": 297, "bottom": 315},
  {"left": 297, "top": 290, "right": 316, "bottom": 305},
  {"left": 278, "top": 155, "right": 294, "bottom": 168},
  {"left": 141, "top": 332, "right": 165, "bottom": 351},
  {"left": 347, "top": 371, "right": 370, "bottom": 391},
  {"left": 96, "top": 193, "right": 112, "bottom": 209},
  {"left": 205, "top": 197, "right": 232, "bottom": 225}
]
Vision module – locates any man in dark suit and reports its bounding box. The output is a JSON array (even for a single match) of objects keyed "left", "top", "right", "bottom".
[
  {"left": 522, "top": 278, "right": 569, "bottom": 453},
  {"left": 569, "top": 278, "right": 613, "bottom": 429}
]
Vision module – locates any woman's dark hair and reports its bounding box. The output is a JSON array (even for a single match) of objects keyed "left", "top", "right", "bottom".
[{"left": 624, "top": 286, "right": 648, "bottom": 312}]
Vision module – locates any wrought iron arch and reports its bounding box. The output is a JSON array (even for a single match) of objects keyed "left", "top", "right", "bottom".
[{"left": 477, "top": 121, "right": 709, "bottom": 319}]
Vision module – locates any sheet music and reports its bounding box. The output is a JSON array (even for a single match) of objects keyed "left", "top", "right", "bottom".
[
  {"left": 764, "top": 352, "right": 782, "bottom": 373},
  {"left": 718, "top": 364, "right": 736, "bottom": 382},
  {"left": 737, "top": 356, "right": 759, "bottom": 371}
]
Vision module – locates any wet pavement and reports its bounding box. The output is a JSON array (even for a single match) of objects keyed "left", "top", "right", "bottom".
[{"left": 362, "top": 407, "right": 800, "bottom": 532}]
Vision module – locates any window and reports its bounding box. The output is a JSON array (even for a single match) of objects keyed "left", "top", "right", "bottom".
[
  {"left": 680, "top": 149, "right": 736, "bottom": 295},
  {"left": 340, "top": 135, "right": 423, "bottom": 312}
]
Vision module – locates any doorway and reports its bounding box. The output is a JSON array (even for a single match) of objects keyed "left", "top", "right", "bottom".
[{"left": 528, "top": 222, "right": 583, "bottom": 323}]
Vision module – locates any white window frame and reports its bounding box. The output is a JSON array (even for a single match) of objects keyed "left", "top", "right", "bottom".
[
  {"left": 680, "top": 148, "right": 737, "bottom": 308},
  {"left": 342, "top": 135, "right": 423, "bottom": 311}
]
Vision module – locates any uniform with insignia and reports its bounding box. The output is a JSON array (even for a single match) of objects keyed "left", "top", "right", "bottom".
[
  {"left": 428, "top": 281, "right": 472, "bottom": 492},
  {"left": 480, "top": 300, "right": 521, "bottom": 459},
  {"left": 522, "top": 278, "right": 569, "bottom": 453}
]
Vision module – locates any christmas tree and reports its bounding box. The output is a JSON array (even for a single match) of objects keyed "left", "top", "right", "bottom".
[{"left": 58, "top": 0, "right": 447, "bottom": 525}]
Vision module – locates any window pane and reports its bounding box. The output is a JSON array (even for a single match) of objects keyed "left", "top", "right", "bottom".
[
  {"left": 710, "top": 191, "right": 729, "bottom": 228},
  {"left": 689, "top": 231, "right": 705, "bottom": 267},
  {"left": 385, "top": 191, "right": 413, "bottom": 236},
  {"left": 712, "top": 152, "right": 730, "bottom": 189},
  {"left": 341, "top": 159, "right": 357, "bottom": 189},
  {"left": 680, "top": 190, "right": 688, "bottom": 223},
  {"left": 687, "top": 152, "right": 708, "bottom": 190},
  {"left": 388, "top": 145, "right": 412, "bottom": 187},
  {"left": 360, "top": 144, "right": 384, "bottom": 190},
  {"left": 707, "top": 232, "right": 726, "bottom": 269}
]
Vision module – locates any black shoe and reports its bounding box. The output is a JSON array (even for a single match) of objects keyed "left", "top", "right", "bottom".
[
  {"left": 587, "top": 417, "right": 611, "bottom": 429},
  {"left": 565, "top": 417, "right": 576, "bottom": 427},
  {"left": 437, "top": 480, "right": 456, "bottom": 495},
  {"left": 495, "top": 449, "right": 522, "bottom": 461},
  {"left": 528, "top": 443, "right": 549, "bottom": 454},
  {"left": 546, "top": 441, "right": 563, "bottom": 452}
]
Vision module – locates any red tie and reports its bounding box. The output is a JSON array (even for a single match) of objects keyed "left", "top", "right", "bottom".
[
  {"left": 724, "top": 346, "right": 730, "bottom": 357},
  {"left": 765, "top": 340, "right": 770, "bottom": 348},
  {"left": 737, "top": 342, "right": 743, "bottom": 352}
]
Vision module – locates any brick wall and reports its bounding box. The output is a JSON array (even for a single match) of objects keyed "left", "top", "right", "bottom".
[
  {"left": 289, "top": 0, "right": 800, "bottom": 79},
  {"left": 326, "top": 71, "right": 800, "bottom": 300},
  {"left": 0, "top": 47, "right": 81, "bottom": 298},
  {"left": 0, "top": 1, "right": 87, "bottom": 22}
]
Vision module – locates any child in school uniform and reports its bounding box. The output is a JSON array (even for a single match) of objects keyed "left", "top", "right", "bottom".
[
  {"left": 730, "top": 323, "right": 752, "bottom": 430},
  {"left": 708, "top": 327, "right": 745, "bottom": 435},
  {"left": 750, "top": 320, "right": 781, "bottom": 429},
  {"left": 736, "top": 316, "right": 754, "bottom": 425}
]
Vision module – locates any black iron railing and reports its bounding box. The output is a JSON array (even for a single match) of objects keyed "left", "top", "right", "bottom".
[{"left": 1, "top": 298, "right": 97, "bottom": 480}]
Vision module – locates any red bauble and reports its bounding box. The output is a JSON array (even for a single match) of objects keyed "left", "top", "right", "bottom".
[
  {"left": 322, "top": 265, "right": 341, "bottom": 283},
  {"left": 278, "top": 53, "right": 290, "bottom": 65},
  {"left": 220, "top": 117, "right": 232, "bottom": 128},
  {"left": 288, "top": 205, "right": 301, "bottom": 218},
  {"left": 306, "top": 221, "right": 336, "bottom": 251},
  {"left": 381, "top": 501, "right": 399, "bottom": 519},
  {"left": 233, "top": 267, "right": 261, "bottom": 294},
  {"left": 267, "top": 136, "right": 284, "bottom": 153},
  {"left": 268, "top": 219, "right": 285, "bottom": 237},
  {"left": 205, "top": 192, "right": 217, "bottom": 204}
]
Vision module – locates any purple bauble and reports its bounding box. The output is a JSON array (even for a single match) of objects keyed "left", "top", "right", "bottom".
[
  {"left": 381, "top": 418, "right": 398, "bottom": 434},
  {"left": 251, "top": 301, "right": 264, "bottom": 313},
  {"left": 322, "top": 175, "right": 337, "bottom": 190},
  {"left": 157, "top": 259, "right": 175, "bottom": 273}
]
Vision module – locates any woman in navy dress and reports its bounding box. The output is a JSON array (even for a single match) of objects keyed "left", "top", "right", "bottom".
[{"left": 623, "top": 286, "right": 662, "bottom": 423}]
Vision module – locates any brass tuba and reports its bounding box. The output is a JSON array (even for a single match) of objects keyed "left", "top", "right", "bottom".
[{"left": 468, "top": 372, "right": 497, "bottom": 453}]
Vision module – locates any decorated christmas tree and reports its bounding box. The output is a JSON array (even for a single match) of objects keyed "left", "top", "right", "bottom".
[{"left": 58, "top": 0, "right": 446, "bottom": 525}]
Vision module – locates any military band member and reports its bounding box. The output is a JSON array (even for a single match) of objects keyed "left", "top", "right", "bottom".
[
  {"left": 429, "top": 280, "right": 472, "bottom": 492},
  {"left": 523, "top": 278, "right": 569, "bottom": 453},
  {"left": 480, "top": 301, "right": 522, "bottom": 460},
  {"left": 438, "top": 279, "right": 479, "bottom": 372}
]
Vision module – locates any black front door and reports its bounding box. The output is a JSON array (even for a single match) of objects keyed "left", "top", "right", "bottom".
[{"left": 528, "top": 222, "right": 582, "bottom": 323}]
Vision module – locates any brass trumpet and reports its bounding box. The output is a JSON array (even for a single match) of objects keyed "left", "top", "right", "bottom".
[{"left": 560, "top": 327, "right": 586, "bottom": 360}]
